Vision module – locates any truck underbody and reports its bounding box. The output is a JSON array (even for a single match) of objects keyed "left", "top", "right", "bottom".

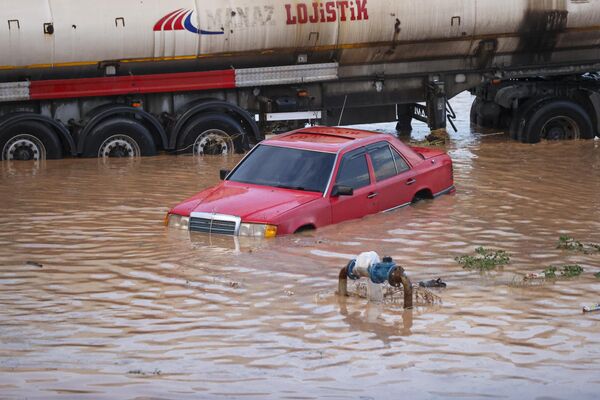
[{"left": 1, "top": 57, "right": 600, "bottom": 160}]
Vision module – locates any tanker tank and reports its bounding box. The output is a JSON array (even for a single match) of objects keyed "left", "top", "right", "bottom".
[{"left": 1, "top": 0, "right": 600, "bottom": 81}]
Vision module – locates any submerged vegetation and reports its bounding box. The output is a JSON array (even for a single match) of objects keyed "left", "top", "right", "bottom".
[
  {"left": 557, "top": 235, "right": 600, "bottom": 254},
  {"left": 543, "top": 264, "right": 584, "bottom": 279},
  {"left": 455, "top": 247, "right": 511, "bottom": 271}
]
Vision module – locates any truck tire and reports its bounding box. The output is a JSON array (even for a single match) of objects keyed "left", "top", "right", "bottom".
[
  {"left": 0, "top": 121, "right": 63, "bottom": 160},
  {"left": 474, "top": 100, "right": 508, "bottom": 129},
  {"left": 520, "top": 100, "right": 594, "bottom": 144},
  {"left": 508, "top": 97, "right": 552, "bottom": 141},
  {"left": 83, "top": 118, "right": 156, "bottom": 158},
  {"left": 177, "top": 113, "right": 244, "bottom": 156}
]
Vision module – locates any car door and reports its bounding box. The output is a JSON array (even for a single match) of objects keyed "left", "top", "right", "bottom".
[
  {"left": 367, "top": 142, "right": 416, "bottom": 212},
  {"left": 330, "top": 148, "right": 378, "bottom": 224}
]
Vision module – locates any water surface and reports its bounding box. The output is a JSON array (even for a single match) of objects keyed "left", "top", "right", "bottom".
[{"left": 1, "top": 92, "right": 600, "bottom": 399}]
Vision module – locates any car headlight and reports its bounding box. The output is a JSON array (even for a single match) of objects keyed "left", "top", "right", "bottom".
[
  {"left": 166, "top": 213, "right": 189, "bottom": 230},
  {"left": 239, "top": 223, "right": 277, "bottom": 238}
]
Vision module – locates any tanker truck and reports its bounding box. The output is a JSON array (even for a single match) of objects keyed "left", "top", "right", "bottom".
[{"left": 1, "top": 0, "right": 600, "bottom": 160}]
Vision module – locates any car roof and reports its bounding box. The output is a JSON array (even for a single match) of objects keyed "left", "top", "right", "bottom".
[{"left": 264, "top": 126, "right": 390, "bottom": 153}]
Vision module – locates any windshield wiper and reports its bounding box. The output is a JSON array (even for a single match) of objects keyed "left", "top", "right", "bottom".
[{"left": 274, "top": 184, "right": 306, "bottom": 191}]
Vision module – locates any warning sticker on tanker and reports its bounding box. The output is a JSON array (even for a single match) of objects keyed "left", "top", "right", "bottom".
[{"left": 155, "top": 2, "right": 368, "bottom": 34}]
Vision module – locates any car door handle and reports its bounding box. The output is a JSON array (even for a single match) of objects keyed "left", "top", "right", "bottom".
[
  {"left": 406, "top": 178, "right": 416, "bottom": 186},
  {"left": 367, "top": 192, "right": 378, "bottom": 199}
]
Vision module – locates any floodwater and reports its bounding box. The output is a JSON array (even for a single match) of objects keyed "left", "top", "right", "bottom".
[{"left": 1, "top": 92, "right": 600, "bottom": 399}]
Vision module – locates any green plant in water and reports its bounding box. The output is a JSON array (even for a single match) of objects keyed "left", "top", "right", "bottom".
[
  {"left": 543, "top": 266, "right": 557, "bottom": 279},
  {"left": 544, "top": 264, "right": 583, "bottom": 279},
  {"left": 557, "top": 235, "right": 584, "bottom": 251},
  {"left": 562, "top": 264, "right": 583, "bottom": 277},
  {"left": 455, "top": 247, "right": 511, "bottom": 271},
  {"left": 595, "top": 272, "right": 600, "bottom": 279},
  {"left": 556, "top": 235, "right": 600, "bottom": 254}
]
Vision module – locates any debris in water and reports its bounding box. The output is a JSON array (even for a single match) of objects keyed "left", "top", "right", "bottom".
[
  {"left": 455, "top": 247, "right": 510, "bottom": 271},
  {"left": 25, "top": 261, "right": 43, "bottom": 268},
  {"left": 128, "top": 369, "right": 143, "bottom": 375},
  {"left": 524, "top": 272, "right": 546, "bottom": 280},
  {"left": 556, "top": 235, "right": 600, "bottom": 254},
  {"left": 425, "top": 128, "right": 449, "bottom": 145},
  {"left": 595, "top": 272, "right": 600, "bottom": 279},
  {"left": 414, "top": 286, "right": 442, "bottom": 306},
  {"left": 418, "top": 278, "right": 447, "bottom": 288},
  {"left": 284, "top": 290, "right": 294, "bottom": 296},
  {"left": 350, "top": 281, "right": 441, "bottom": 306},
  {"left": 228, "top": 281, "right": 241, "bottom": 289},
  {"left": 128, "top": 368, "right": 161, "bottom": 376},
  {"left": 583, "top": 304, "right": 600, "bottom": 313},
  {"left": 510, "top": 275, "right": 548, "bottom": 287},
  {"left": 411, "top": 129, "right": 447, "bottom": 147}
]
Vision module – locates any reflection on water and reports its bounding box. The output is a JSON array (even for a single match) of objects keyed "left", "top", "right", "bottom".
[{"left": 1, "top": 92, "right": 600, "bottom": 399}]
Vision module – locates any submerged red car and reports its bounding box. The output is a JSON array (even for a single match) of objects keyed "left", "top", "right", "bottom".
[{"left": 166, "top": 127, "right": 454, "bottom": 237}]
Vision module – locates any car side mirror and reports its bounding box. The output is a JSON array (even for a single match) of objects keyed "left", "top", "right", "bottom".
[
  {"left": 331, "top": 185, "right": 354, "bottom": 197},
  {"left": 219, "top": 169, "right": 230, "bottom": 180}
]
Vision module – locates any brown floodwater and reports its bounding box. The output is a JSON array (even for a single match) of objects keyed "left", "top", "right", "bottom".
[{"left": 1, "top": 92, "right": 600, "bottom": 399}]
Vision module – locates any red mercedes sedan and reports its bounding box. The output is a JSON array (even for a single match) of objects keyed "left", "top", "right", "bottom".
[{"left": 166, "top": 127, "right": 454, "bottom": 237}]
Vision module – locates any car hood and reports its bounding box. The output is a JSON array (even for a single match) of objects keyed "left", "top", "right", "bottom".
[{"left": 172, "top": 181, "right": 322, "bottom": 222}]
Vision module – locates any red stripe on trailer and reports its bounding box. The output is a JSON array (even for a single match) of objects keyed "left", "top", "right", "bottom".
[
  {"left": 153, "top": 8, "right": 182, "bottom": 31},
  {"left": 173, "top": 10, "right": 187, "bottom": 30},
  {"left": 165, "top": 9, "right": 186, "bottom": 31},
  {"left": 29, "top": 70, "right": 236, "bottom": 100}
]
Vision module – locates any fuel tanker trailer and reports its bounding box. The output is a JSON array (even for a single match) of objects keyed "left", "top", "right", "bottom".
[{"left": 1, "top": 0, "right": 600, "bottom": 160}]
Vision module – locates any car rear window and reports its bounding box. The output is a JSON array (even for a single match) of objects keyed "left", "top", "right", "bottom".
[{"left": 228, "top": 144, "right": 336, "bottom": 193}]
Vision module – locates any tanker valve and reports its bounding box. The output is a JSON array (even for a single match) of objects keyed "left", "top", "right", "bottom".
[{"left": 338, "top": 252, "right": 413, "bottom": 309}]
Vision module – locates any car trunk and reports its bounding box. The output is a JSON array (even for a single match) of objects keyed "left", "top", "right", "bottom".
[{"left": 409, "top": 146, "right": 446, "bottom": 160}]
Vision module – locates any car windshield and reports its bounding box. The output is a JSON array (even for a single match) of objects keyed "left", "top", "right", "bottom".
[{"left": 228, "top": 144, "right": 336, "bottom": 193}]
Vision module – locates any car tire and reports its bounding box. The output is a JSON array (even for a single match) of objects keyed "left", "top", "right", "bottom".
[
  {"left": 0, "top": 121, "right": 63, "bottom": 160},
  {"left": 177, "top": 113, "right": 244, "bottom": 155},
  {"left": 83, "top": 117, "right": 156, "bottom": 158},
  {"left": 520, "top": 100, "right": 594, "bottom": 143}
]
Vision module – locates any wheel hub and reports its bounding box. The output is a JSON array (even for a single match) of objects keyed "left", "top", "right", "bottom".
[
  {"left": 193, "top": 130, "right": 233, "bottom": 156},
  {"left": 2, "top": 135, "right": 46, "bottom": 161},
  {"left": 541, "top": 116, "right": 580, "bottom": 140},
  {"left": 98, "top": 135, "right": 141, "bottom": 158}
]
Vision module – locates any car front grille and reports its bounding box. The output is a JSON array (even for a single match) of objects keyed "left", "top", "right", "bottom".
[{"left": 189, "top": 213, "right": 240, "bottom": 235}]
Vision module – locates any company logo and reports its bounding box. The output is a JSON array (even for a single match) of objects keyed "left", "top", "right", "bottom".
[
  {"left": 153, "top": 9, "right": 224, "bottom": 35},
  {"left": 285, "top": 1, "right": 368, "bottom": 25}
]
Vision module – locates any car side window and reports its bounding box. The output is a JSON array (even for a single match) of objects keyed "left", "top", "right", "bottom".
[
  {"left": 336, "top": 150, "right": 370, "bottom": 189},
  {"left": 368, "top": 145, "right": 397, "bottom": 181},
  {"left": 367, "top": 143, "right": 411, "bottom": 181},
  {"left": 391, "top": 147, "right": 410, "bottom": 173}
]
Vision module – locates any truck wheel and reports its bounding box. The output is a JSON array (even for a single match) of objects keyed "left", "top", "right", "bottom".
[
  {"left": 520, "top": 100, "right": 594, "bottom": 143},
  {"left": 83, "top": 118, "right": 156, "bottom": 158},
  {"left": 474, "top": 100, "right": 507, "bottom": 129},
  {"left": 177, "top": 113, "right": 244, "bottom": 156},
  {"left": 509, "top": 97, "right": 548, "bottom": 141},
  {"left": 0, "top": 121, "right": 63, "bottom": 160}
]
